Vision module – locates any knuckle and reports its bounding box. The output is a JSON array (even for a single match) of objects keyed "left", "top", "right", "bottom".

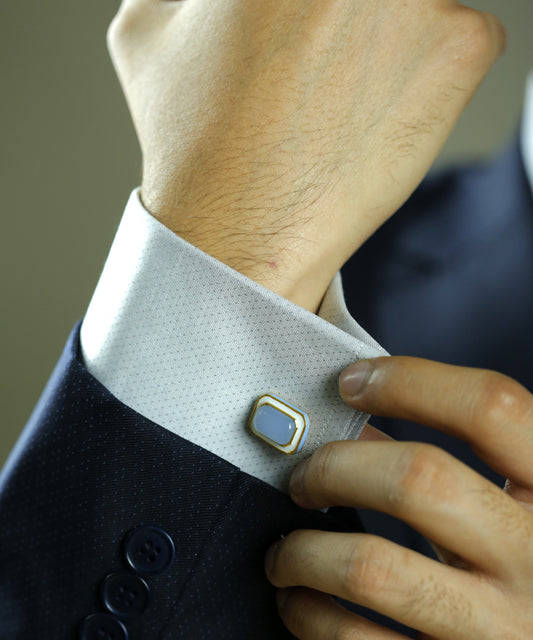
[
  {"left": 106, "top": 14, "right": 127, "bottom": 54},
  {"left": 106, "top": 6, "right": 139, "bottom": 50},
  {"left": 343, "top": 536, "right": 396, "bottom": 602},
  {"left": 447, "top": 8, "right": 505, "bottom": 65},
  {"left": 476, "top": 373, "right": 530, "bottom": 430},
  {"left": 106, "top": 15, "right": 120, "bottom": 53},
  {"left": 389, "top": 444, "right": 453, "bottom": 512},
  {"left": 480, "top": 11, "right": 507, "bottom": 57}
]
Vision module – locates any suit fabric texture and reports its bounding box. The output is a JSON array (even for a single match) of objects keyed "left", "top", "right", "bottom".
[{"left": 1, "top": 138, "right": 532, "bottom": 639}]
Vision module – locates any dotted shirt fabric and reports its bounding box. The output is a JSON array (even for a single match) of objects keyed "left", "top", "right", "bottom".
[{"left": 80, "top": 188, "right": 388, "bottom": 492}]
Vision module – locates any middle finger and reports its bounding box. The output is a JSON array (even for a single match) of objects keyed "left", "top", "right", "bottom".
[{"left": 289, "top": 440, "right": 530, "bottom": 576}]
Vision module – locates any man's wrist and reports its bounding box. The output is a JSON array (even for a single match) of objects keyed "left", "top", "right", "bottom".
[{"left": 139, "top": 191, "right": 341, "bottom": 313}]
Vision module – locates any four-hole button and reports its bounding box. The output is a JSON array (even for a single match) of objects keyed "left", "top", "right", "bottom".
[
  {"left": 101, "top": 572, "right": 150, "bottom": 619},
  {"left": 123, "top": 525, "right": 175, "bottom": 576},
  {"left": 79, "top": 525, "right": 175, "bottom": 639}
]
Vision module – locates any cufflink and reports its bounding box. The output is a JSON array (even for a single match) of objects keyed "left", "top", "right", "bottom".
[{"left": 249, "top": 394, "right": 310, "bottom": 454}]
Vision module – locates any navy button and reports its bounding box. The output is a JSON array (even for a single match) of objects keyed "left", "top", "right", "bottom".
[
  {"left": 101, "top": 572, "right": 150, "bottom": 619},
  {"left": 123, "top": 525, "right": 175, "bottom": 576},
  {"left": 79, "top": 612, "right": 128, "bottom": 640}
]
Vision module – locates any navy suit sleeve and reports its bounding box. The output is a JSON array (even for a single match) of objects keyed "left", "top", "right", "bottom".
[{"left": 0, "top": 320, "right": 363, "bottom": 640}]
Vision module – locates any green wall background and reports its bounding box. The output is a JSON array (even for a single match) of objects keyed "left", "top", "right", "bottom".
[{"left": 1, "top": 1, "right": 532, "bottom": 465}]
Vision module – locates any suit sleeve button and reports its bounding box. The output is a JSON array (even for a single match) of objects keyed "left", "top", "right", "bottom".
[
  {"left": 101, "top": 572, "right": 150, "bottom": 619},
  {"left": 79, "top": 612, "right": 128, "bottom": 640},
  {"left": 123, "top": 525, "right": 175, "bottom": 576}
]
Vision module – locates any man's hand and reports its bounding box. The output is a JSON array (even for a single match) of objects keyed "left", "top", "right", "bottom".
[
  {"left": 107, "top": 0, "right": 505, "bottom": 311},
  {"left": 265, "top": 357, "right": 533, "bottom": 639}
]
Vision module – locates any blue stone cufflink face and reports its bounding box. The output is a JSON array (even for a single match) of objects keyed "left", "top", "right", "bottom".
[{"left": 249, "top": 394, "right": 310, "bottom": 454}]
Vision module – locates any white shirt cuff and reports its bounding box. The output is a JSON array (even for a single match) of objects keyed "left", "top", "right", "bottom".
[{"left": 80, "top": 187, "right": 388, "bottom": 492}]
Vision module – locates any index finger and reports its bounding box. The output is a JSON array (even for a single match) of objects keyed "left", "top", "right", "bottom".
[{"left": 339, "top": 357, "right": 533, "bottom": 489}]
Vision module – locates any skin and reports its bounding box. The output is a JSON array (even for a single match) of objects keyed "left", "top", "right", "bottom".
[
  {"left": 107, "top": 0, "right": 505, "bottom": 312},
  {"left": 105, "top": 1, "right": 530, "bottom": 636},
  {"left": 265, "top": 358, "right": 533, "bottom": 638}
]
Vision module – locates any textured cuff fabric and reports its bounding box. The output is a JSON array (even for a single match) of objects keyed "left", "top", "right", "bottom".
[{"left": 80, "top": 188, "right": 388, "bottom": 492}]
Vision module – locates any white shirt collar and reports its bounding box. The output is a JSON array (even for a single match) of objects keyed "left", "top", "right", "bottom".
[
  {"left": 520, "top": 71, "right": 533, "bottom": 195},
  {"left": 80, "top": 188, "right": 387, "bottom": 493}
]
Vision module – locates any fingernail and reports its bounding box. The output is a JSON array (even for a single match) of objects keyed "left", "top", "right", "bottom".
[
  {"left": 339, "top": 360, "right": 373, "bottom": 399},
  {"left": 276, "top": 588, "right": 291, "bottom": 610},
  {"left": 265, "top": 540, "right": 282, "bottom": 580},
  {"left": 289, "top": 461, "right": 307, "bottom": 499}
]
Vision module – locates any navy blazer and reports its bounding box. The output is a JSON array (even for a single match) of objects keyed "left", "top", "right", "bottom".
[{"left": 1, "top": 138, "right": 531, "bottom": 639}]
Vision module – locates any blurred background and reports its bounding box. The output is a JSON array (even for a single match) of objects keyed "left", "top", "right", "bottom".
[{"left": 1, "top": 0, "right": 532, "bottom": 465}]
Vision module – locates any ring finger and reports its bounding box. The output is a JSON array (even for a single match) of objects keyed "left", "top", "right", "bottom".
[{"left": 266, "top": 530, "right": 497, "bottom": 639}]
